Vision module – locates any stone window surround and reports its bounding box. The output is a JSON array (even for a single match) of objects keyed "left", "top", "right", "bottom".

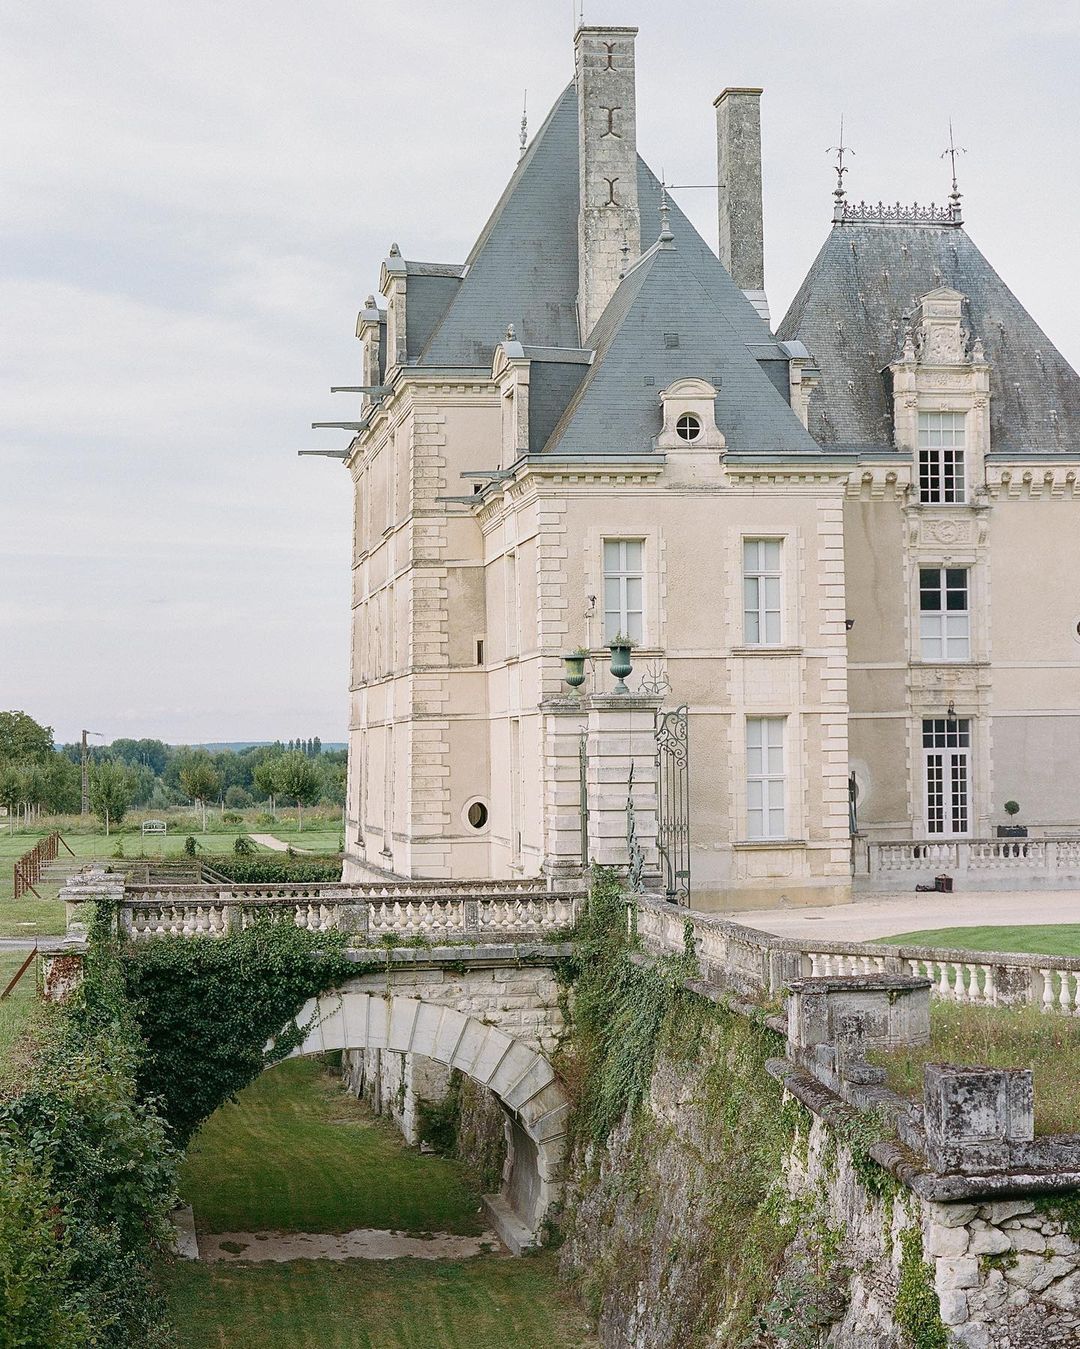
[
  {"left": 906, "top": 546, "right": 987, "bottom": 667},
  {"left": 584, "top": 524, "right": 663, "bottom": 651},
  {"left": 742, "top": 535, "right": 785, "bottom": 647},
  {"left": 730, "top": 528, "right": 800, "bottom": 654},
  {"left": 729, "top": 707, "right": 806, "bottom": 846}
]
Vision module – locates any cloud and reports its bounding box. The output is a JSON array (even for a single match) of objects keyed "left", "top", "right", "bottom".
[{"left": 2, "top": 0, "right": 1077, "bottom": 743}]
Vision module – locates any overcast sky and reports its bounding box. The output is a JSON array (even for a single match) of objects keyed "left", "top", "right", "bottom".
[{"left": 3, "top": 1, "right": 1078, "bottom": 746}]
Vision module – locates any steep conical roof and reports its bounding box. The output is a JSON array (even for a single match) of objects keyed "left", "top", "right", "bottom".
[
  {"left": 541, "top": 238, "right": 819, "bottom": 456},
  {"left": 778, "top": 222, "right": 1080, "bottom": 454},
  {"left": 418, "top": 82, "right": 774, "bottom": 367}
]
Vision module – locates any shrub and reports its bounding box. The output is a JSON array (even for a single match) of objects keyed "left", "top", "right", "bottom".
[
  {"left": 0, "top": 923, "right": 177, "bottom": 1346},
  {"left": 200, "top": 855, "right": 342, "bottom": 883},
  {"left": 121, "top": 918, "right": 355, "bottom": 1144},
  {"left": 183, "top": 835, "right": 197, "bottom": 857},
  {"left": 224, "top": 786, "right": 252, "bottom": 810},
  {"left": 221, "top": 811, "right": 243, "bottom": 826},
  {"left": 233, "top": 834, "right": 257, "bottom": 856}
]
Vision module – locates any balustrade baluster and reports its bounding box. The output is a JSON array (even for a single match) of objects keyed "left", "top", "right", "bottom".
[{"left": 1040, "top": 970, "right": 1056, "bottom": 1011}]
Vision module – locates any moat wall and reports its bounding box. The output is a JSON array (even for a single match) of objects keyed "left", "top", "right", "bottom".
[{"left": 557, "top": 1003, "right": 1080, "bottom": 1347}]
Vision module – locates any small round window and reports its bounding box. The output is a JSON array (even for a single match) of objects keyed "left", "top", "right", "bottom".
[
  {"left": 466, "top": 801, "right": 489, "bottom": 829},
  {"left": 675, "top": 412, "right": 702, "bottom": 442}
]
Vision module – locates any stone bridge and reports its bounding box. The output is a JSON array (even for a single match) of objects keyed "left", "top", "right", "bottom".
[
  {"left": 281, "top": 944, "right": 570, "bottom": 1252},
  {"left": 57, "top": 871, "right": 578, "bottom": 1252}
]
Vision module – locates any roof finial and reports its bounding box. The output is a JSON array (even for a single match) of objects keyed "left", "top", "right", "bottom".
[
  {"left": 519, "top": 90, "right": 528, "bottom": 160},
  {"left": 659, "top": 172, "right": 673, "bottom": 244},
  {"left": 828, "top": 117, "right": 854, "bottom": 222},
  {"left": 942, "top": 119, "right": 966, "bottom": 224},
  {"left": 506, "top": 323, "right": 517, "bottom": 342}
]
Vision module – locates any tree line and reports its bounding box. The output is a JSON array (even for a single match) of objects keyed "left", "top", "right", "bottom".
[{"left": 0, "top": 710, "right": 346, "bottom": 831}]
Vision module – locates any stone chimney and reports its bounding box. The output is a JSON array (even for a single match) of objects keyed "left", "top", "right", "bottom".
[
  {"left": 714, "top": 87, "right": 768, "bottom": 323},
  {"left": 575, "top": 26, "right": 640, "bottom": 341}
]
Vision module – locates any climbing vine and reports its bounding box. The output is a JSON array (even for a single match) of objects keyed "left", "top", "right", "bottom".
[
  {"left": 894, "top": 1224, "right": 949, "bottom": 1349},
  {"left": 557, "top": 868, "right": 816, "bottom": 1344},
  {"left": 120, "top": 918, "right": 359, "bottom": 1143},
  {"left": 0, "top": 907, "right": 176, "bottom": 1347}
]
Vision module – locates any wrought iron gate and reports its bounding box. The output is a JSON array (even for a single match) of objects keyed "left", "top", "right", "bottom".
[{"left": 656, "top": 705, "right": 690, "bottom": 903}]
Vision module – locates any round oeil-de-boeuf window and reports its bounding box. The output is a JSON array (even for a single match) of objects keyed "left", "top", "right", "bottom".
[{"left": 675, "top": 412, "right": 702, "bottom": 442}]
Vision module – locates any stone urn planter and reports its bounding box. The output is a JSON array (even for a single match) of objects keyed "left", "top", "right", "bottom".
[
  {"left": 562, "top": 650, "right": 588, "bottom": 691},
  {"left": 608, "top": 636, "right": 635, "bottom": 694}
]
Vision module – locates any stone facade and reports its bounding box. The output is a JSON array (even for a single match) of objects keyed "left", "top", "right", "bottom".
[{"left": 337, "top": 17, "right": 1080, "bottom": 911}]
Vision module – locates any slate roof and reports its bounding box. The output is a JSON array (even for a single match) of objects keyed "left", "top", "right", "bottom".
[
  {"left": 418, "top": 82, "right": 775, "bottom": 368},
  {"left": 778, "top": 222, "right": 1080, "bottom": 455},
  {"left": 540, "top": 239, "right": 820, "bottom": 456}
]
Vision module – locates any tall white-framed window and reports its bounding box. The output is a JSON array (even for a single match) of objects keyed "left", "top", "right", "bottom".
[
  {"left": 923, "top": 717, "right": 971, "bottom": 836},
  {"left": 743, "top": 538, "right": 782, "bottom": 644},
  {"left": 919, "top": 567, "right": 970, "bottom": 661},
  {"left": 746, "top": 716, "right": 786, "bottom": 840},
  {"left": 603, "top": 539, "right": 644, "bottom": 643},
  {"left": 918, "top": 411, "right": 966, "bottom": 504}
]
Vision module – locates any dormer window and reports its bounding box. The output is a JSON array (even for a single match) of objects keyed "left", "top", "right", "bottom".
[
  {"left": 657, "top": 379, "right": 725, "bottom": 454},
  {"left": 676, "top": 412, "right": 702, "bottom": 442},
  {"left": 918, "top": 411, "right": 967, "bottom": 503}
]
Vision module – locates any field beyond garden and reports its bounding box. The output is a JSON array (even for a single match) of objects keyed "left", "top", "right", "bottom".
[{"left": 0, "top": 808, "right": 345, "bottom": 937}]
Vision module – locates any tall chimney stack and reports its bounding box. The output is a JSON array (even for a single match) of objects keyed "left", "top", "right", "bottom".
[
  {"left": 575, "top": 26, "right": 640, "bottom": 341},
  {"left": 714, "top": 87, "right": 768, "bottom": 324}
]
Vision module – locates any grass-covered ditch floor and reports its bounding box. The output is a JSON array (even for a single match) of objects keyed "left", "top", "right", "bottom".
[
  {"left": 164, "top": 1254, "right": 593, "bottom": 1349},
  {"left": 181, "top": 1056, "right": 486, "bottom": 1235},
  {"left": 161, "top": 1055, "right": 594, "bottom": 1346}
]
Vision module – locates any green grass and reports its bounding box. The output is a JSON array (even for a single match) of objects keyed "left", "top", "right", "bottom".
[
  {"left": 0, "top": 949, "right": 43, "bottom": 1091},
  {"left": 875, "top": 925, "right": 1080, "bottom": 957},
  {"left": 871, "top": 1000, "right": 1080, "bottom": 1135},
  {"left": 0, "top": 816, "right": 344, "bottom": 928},
  {"left": 181, "top": 1058, "right": 486, "bottom": 1236},
  {"left": 161, "top": 1254, "right": 595, "bottom": 1349},
  {"left": 0, "top": 896, "right": 67, "bottom": 938}
]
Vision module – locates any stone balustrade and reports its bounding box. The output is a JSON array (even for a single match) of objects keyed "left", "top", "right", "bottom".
[
  {"left": 105, "top": 880, "right": 581, "bottom": 943},
  {"left": 637, "top": 894, "right": 1080, "bottom": 1016},
  {"left": 861, "top": 836, "right": 1080, "bottom": 891}
]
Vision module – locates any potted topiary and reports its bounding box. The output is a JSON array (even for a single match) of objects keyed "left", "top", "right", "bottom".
[
  {"left": 997, "top": 800, "right": 1027, "bottom": 838},
  {"left": 608, "top": 633, "right": 635, "bottom": 694},
  {"left": 562, "top": 647, "right": 590, "bottom": 691}
]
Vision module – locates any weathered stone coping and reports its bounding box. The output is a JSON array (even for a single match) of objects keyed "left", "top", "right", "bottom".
[
  {"left": 636, "top": 892, "right": 1080, "bottom": 1013},
  {"left": 766, "top": 1059, "right": 1080, "bottom": 1203},
  {"left": 342, "top": 942, "right": 573, "bottom": 970}
]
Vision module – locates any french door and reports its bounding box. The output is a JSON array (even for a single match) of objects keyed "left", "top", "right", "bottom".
[{"left": 922, "top": 718, "right": 971, "bottom": 837}]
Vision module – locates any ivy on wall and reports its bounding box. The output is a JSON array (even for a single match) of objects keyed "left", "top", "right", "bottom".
[
  {"left": 556, "top": 868, "right": 815, "bottom": 1344},
  {"left": 0, "top": 909, "right": 177, "bottom": 1347},
  {"left": 120, "top": 917, "right": 359, "bottom": 1143}
]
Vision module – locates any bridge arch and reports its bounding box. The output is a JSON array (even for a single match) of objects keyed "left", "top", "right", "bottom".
[{"left": 277, "top": 990, "right": 570, "bottom": 1250}]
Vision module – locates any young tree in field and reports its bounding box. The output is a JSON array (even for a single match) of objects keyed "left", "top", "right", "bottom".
[
  {"left": 179, "top": 758, "right": 221, "bottom": 833},
  {"left": 274, "top": 750, "right": 321, "bottom": 831},
  {"left": 252, "top": 757, "right": 281, "bottom": 816},
  {"left": 88, "top": 761, "right": 134, "bottom": 835},
  {"left": 0, "top": 762, "right": 22, "bottom": 833},
  {"left": 0, "top": 710, "right": 54, "bottom": 763}
]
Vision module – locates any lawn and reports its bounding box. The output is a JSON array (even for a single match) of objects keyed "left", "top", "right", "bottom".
[
  {"left": 162, "top": 1254, "right": 595, "bottom": 1349},
  {"left": 0, "top": 949, "right": 43, "bottom": 1091},
  {"left": 870, "top": 1000, "right": 1080, "bottom": 1135},
  {"left": 875, "top": 925, "right": 1080, "bottom": 957},
  {"left": 0, "top": 816, "right": 344, "bottom": 933},
  {"left": 181, "top": 1057, "right": 486, "bottom": 1235}
]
